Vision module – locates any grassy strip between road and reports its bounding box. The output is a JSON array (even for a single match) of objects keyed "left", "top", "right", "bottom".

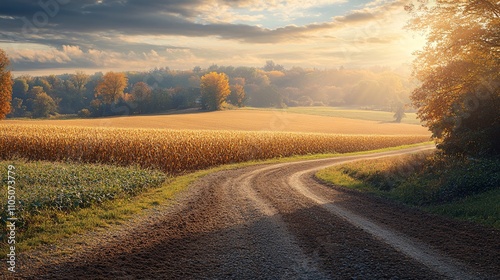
[
  {"left": 1, "top": 142, "right": 432, "bottom": 255},
  {"left": 315, "top": 153, "right": 500, "bottom": 229}
]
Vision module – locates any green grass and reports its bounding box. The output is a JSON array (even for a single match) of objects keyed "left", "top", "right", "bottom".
[
  {"left": 315, "top": 167, "right": 371, "bottom": 191},
  {"left": 1, "top": 160, "right": 167, "bottom": 212},
  {"left": 245, "top": 106, "right": 421, "bottom": 125},
  {"left": 0, "top": 142, "right": 432, "bottom": 254},
  {"left": 0, "top": 160, "right": 167, "bottom": 254},
  {"left": 425, "top": 188, "right": 500, "bottom": 228},
  {"left": 315, "top": 153, "right": 500, "bottom": 228}
]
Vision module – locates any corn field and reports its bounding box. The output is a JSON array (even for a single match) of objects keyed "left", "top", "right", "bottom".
[{"left": 0, "top": 124, "right": 430, "bottom": 174}]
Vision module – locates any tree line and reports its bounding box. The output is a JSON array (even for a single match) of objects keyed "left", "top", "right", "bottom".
[{"left": 0, "top": 60, "right": 414, "bottom": 119}]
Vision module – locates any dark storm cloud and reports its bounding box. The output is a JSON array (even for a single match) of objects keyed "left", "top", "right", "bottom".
[
  {"left": 0, "top": 0, "right": 199, "bottom": 19},
  {"left": 10, "top": 57, "right": 97, "bottom": 71},
  {"left": 0, "top": 0, "right": 336, "bottom": 47}
]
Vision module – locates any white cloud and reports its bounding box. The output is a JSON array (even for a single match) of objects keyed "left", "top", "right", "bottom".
[
  {"left": 233, "top": 0, "right": 347, "bottom": 11},
  {"left": 195, "top": 0, "right": 346, "bottom": 24},
  {"left": 62, "top": 45, "right": 84, "bottom": 57},
  {"left": 2, "top": 0, "right": 425, "bottom": 75},
  {"left": 195, "top": 3, "right": 265, "bottom": 24},
  {"left": 7, "top": 48, "right": 71, "bottom": 64}
]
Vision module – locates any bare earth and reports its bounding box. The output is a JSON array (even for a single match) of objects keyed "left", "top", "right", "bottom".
[{"left": 12, "top": 146, "right": 500, "bottom": 279}]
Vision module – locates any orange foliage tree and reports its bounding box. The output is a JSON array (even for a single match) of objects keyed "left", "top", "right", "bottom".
[
  {"left": 0, "top": 49, "right": 13, "bottom": 119},
  {"left": 95, "top": 72, "right": 128, "bottom": 104},
  {"left": 406, "top": 0, "right": 500, "bottom": 157},
  {"left": 200, "top": 72, "right": 231, "bottom": 111}
]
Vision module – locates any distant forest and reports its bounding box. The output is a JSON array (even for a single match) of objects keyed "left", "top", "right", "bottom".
[{"left": 8, "top": 61, "right": 414, "bottom": 118}]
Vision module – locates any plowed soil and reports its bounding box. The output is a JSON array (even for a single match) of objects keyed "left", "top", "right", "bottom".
[{"left": 11, "top": 146, "right": 500, "bottom": 279}]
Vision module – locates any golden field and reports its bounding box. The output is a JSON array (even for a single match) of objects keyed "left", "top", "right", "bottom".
[
  {"left": 0, "top": 124, "right": 430, "bottom": 174},
  {"left": 2, "top": 110, "right": 430, "bottom": 135}
]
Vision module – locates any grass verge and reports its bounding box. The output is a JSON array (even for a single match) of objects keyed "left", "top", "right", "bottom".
[
  {"left": 424, "top": 188, "right": 500, "bottom": 228},
  {"left": 1, "top": 142, "right": 432, "bottom": 255},
  {"left": 316, "top": 152, "right": 500, "bottom": 229}
]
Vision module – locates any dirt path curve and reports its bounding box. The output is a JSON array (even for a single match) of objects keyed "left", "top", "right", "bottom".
[{"left": 14, "top": 145, "right": 500, "bottom": 279}]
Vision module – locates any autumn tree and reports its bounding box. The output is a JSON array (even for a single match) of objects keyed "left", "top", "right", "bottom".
[
  {"left": 34, "top": 77, "right": 52, "bottom": 95},
  {"left": 95, "top": 72, "right": 128, "bottom": 104},
  {"left": 130, "top": 82, "right": 152, "bottom": 102},
  {"left": 0, "top": 49, "right": 13, "bottom": 119},
  {"left": 130, "top": 81, "right": 152, "bottom": 113},
  {"left": 228, "top": 77, "right": 246, "bottom": 107},
  {"left": 406, "top": 0, "right": 500, "bottom": 157},
  {"left": 72, "top": 71, "right": 90, "bottom": 93},
  {"left": 25, "top": 86, "right": 45, "bottom": 112},
  {"left": 200, "top": 72, "right": 231, "bottom": 110},
  {"left": 33, "top": 90, "right": 57, "bottom": 118}
]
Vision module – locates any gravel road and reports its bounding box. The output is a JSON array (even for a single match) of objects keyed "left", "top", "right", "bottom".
[{"left": 13, "top": 146, "right": 500, "bottom": 279}]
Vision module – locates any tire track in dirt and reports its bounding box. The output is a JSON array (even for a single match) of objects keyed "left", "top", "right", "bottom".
[
  {"left": 14, "top": 145, "right": 499, "bottom": 279},
  {"left": 287, "top": 158, "right": 477, "bottom": 279},
  {"left": 203, "top": 164, "right": 330, "bottom": 279}
]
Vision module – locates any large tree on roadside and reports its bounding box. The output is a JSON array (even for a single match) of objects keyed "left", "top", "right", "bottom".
[
  {"left": 0, "top": 49, "right": 13, "bottom": 119},
  {"left": 406, "top": 0, "right": 500, "bottom": 157},
  {"left": 95, "top": 72, "right": 128, "bottom": 104},
  {"left": 200, "top": 72, "right": 231, "bottom": 111}
]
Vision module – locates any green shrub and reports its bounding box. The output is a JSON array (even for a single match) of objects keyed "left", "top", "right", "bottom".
[
  {"left": 321, "top": 152, "right": 500, "bottom": 206},
  {"left": 316, "top": 152, "right": 500, "bottom": 227}
]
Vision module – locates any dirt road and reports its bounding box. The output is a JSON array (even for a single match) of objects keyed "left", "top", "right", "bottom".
[{"left": 16, "top": 146, "right": 500, "bottom": 279}]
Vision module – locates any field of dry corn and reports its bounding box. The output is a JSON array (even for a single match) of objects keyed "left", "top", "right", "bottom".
[{"left": 0, "top": 124, "right": 430, "bottom": 174}]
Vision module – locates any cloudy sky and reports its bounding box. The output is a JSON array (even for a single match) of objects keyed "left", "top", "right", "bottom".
[{"left": 0, "top": 0, "right": 425, "bottom": 76}]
